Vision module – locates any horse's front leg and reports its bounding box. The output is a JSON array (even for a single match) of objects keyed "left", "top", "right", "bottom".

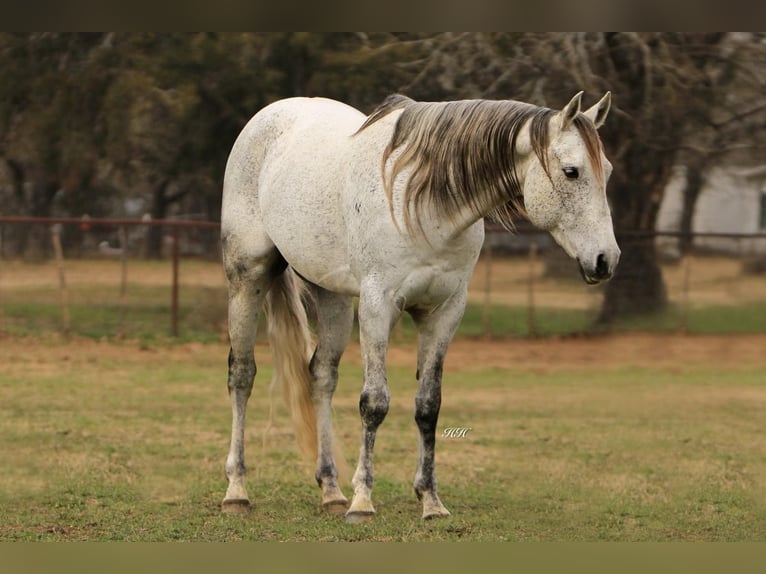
[
  {"left": 346, "top": 288, "right": 399, "bottom": 523},
  {"left": 411, "top": 289, "right": 467, "bottom": 519}
]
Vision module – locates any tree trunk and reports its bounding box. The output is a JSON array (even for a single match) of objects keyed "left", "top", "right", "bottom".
[
  {"left": 1, "top": 159, "right": 27, "bottom": 257},
  {"left": 23, "top": 180, "right": 59, "bottom": 261},
  {"left": 597, "top": 142, "right": 674, "bottom": 324},
  {"left": 145, "top": 180, "right": 170, "bottom": 259},
  {"left": 145, "top": 179, "right": 191, "bottom": 259},
  {"left": 678, "top": 157, "right": 705, "bottom": 255},
  {"left": 598, "top": 236, "right": 667, "bottom": 322},
  {"left": 1, "top": 157, "right": 60, "bottom": 260}
]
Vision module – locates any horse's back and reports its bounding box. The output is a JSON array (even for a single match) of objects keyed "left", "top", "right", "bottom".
[
  {"left": 221, "top": 97, "right": 370, "bottom": 293},
  {"left": 222, "top": 97, "right": 363, "bottom": 221}
]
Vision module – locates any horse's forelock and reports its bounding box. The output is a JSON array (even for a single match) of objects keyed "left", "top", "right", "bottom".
[{"left": 571, "top": 114, "right": 606, "bottom": 190}]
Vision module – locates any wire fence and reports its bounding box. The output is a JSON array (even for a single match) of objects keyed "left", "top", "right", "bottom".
[
  {"left": 0, "top": 216, "right": 220, "bottom": 339},
  {"left": 478, "top": 226, "right": 766, "bottom": 337},
  {"left": 1, "top": 216, "right": 765, "bottom": 340}
]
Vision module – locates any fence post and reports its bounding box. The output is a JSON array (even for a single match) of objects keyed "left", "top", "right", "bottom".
[
  {"left": 171, "top": 225, "right": 180, "bottom": 337},
  {"left": 117, "top": 226, "right": 129, "bottom": 337},
  {"left": 50, "top": 224, "right": 71, "bottom": 334},
  {"left": 679, "top": 254, "right": 692, "bottom": 333}
]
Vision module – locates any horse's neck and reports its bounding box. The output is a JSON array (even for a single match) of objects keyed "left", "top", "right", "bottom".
[{"left": 444, "top": 207, "right": 488, "bottom": 241}]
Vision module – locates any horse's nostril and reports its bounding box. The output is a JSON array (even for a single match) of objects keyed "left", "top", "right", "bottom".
[{"left": 595, "top": 253, "right": 608, "bottom": 277}]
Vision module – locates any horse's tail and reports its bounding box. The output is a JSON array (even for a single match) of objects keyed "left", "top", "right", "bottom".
[{"left": 264, "top": 268, "right": 318, "bottom": 463}]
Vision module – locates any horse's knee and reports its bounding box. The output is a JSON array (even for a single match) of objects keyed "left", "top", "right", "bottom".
[
  {"left": 415, "top": 377, "right": 442, "bottom": 432},
  {"left": 414, "top": 395, "right": 441, "bottom": 433},
  {"left": 359, "top": 386, "right": 389, "bottom": 429},
  {"left": 227, "top": 349, "right": 256, "bottom": 394}
]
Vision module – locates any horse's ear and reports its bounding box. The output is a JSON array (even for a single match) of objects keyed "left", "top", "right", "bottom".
[
  {"left": 583, "top": 91, "right": 611, "bottom": 129},
  {"left": 514, "top": 120, "right": 532, "bottom": 156},
  {"left": 559, "top": 91, "right": 583, "bottom": 130}
]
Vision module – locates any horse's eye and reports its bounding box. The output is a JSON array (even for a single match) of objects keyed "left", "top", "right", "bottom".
[{"left": 563, "top": 167, "right": 579, "bottom": 179}]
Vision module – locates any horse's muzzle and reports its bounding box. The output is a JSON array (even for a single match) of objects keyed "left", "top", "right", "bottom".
[{"left": 578, "top": 252, "right": 617, "bottom": 285}]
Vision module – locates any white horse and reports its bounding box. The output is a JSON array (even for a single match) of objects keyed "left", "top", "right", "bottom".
[{"left": 220, "top": 91, "right": 619, "bottom": 522}]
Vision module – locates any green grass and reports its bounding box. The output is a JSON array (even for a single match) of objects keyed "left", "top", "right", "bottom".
[
  {"left": 0, "top": 338, "right": 764, "bottom": 541},
  {"left": 459, "top": 303, "right": 593, "bottom": 337},
  {"left": 4, "top": 293, "right": 765, "bottom": 343},
  {"left": 1, "top": 284, "right": 227, "bottom": 342},
  {"left": 607, "top": 301, "right": 766, "bottom": 335}
]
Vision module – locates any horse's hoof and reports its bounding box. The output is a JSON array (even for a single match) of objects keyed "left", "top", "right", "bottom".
[
  {"left": 221, "top": 499, "right": 251, "bottom": 514},
  {"left": 345, "top": 510, "right": 375, "bottom": 524},
  {"left": 423, "top": 504, "right": 451, "bottom": 520},
  {"left": 322, "top": 499, "right": 349, "bottom": 515}
]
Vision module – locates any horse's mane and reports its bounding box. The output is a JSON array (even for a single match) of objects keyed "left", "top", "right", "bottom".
[{"left": 356, "top": 93, "right": 604, "bottom": 235}]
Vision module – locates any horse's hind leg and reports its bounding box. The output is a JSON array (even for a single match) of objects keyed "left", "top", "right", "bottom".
[
  {"left": 410, "top": 289, "right": 468, "bottom": 519},
  {"left": 309, "top": 287, "right": 354, "bottom": 513},
  {"left": 221, "top": 238, "right": 285, "bottom": 514}
]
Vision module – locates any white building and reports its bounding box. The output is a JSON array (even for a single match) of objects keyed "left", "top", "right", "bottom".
[{"left": 656, "top": 165, "right": 766, "bottom": 256}]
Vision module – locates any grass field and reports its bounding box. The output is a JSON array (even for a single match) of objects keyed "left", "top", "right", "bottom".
[{"left": 1, "top": 333, "right": 764, "bottom": 541}]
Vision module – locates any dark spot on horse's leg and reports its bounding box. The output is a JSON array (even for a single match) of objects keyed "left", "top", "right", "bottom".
[
  {"left": 353, "top": 386, "right": 390, "bottom": 493},
  {"left": 414, "top": 361, "right": 443, "bottom": 498},
  {"left": 315, "top": 463, "right": 337, "bottom": 487},
  {"left": 232, "top": 261, "right": 249, "bottom": 277},
  {"left": 227, "top": 348, "right": 256, "bottom": 395},
  {"left": 414, "top": 396, "right": 440, "bottom": 494}
]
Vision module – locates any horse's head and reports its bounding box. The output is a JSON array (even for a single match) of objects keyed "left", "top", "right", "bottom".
[{"left": 518, "top": 92, "right": 620, "bottom": 285}]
